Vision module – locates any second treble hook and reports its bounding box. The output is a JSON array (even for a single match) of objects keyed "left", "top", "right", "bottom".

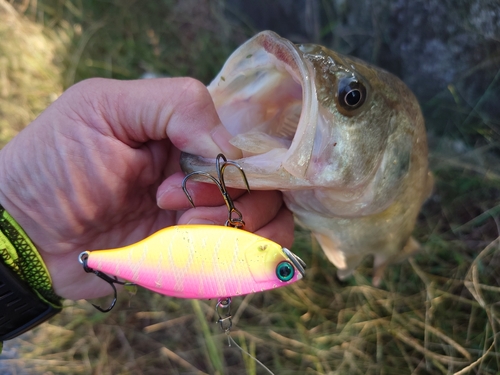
[{"left": 182, "top": 154, "right": 250, "bottom": 228}]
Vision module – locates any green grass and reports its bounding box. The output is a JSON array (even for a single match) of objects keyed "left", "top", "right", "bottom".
[
  {"left": 23, "top": 0, "right": 246, "bottom": 87},
  {"left": 2, "top": 0, "right": 500, "bottom": 374}
]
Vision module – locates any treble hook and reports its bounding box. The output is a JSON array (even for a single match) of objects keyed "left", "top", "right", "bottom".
[
  {"left": 182, "top": 154, "right": 250, "bottom": 228},
  {"left": 78, "top": 251, "right": 133, "bottom": 312}
]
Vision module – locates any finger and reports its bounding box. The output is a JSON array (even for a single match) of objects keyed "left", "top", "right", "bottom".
[
  {"left": 62, "top": 77, "right": 241, "bottom": 158},
  {"left": 178, "top": 190, "right": 283, "bottom": 230},
  {"left": 254, "top": 205, "right": 295, "bottom": 248},
  {"left": 157, "top": 172, "right": 246, "bottom": 210}
]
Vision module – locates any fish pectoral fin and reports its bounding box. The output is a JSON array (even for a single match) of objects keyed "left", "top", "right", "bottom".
[
  {"left": 398, "top": 236, "right": 421, "bottom": 260},
  {"left": 314, "top": 233, "right": 347, "bottom": 269},
  {"left": 372, "top": 236, "right": 421, "bottom": 286},
  {"left": 424, "top": 171, "right": 435, "bottom": 200},
  {"left": 229, "top": 131, "right": 289, "bottom": 155}
]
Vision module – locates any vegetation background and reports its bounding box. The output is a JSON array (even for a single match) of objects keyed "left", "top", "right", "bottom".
[{"left": 0, "top": 0, "right": 499, "bottom": 374}]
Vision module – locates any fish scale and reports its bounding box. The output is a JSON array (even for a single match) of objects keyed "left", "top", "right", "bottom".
[{"left": 84, "top": 225, "right": 303, "bottom": 299}]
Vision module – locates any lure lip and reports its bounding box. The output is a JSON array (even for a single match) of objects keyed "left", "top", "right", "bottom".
[{"left": 282, "top": 248, "right": 306, "bottom": 277}]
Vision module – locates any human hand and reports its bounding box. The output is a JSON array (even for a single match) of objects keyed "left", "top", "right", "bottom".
[{"left": 0, "top": 78, "right": 294, "bottom": 300}]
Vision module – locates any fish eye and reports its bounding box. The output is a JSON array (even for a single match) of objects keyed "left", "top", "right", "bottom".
[
  {"left": 337, "top": 76, "right": 366, "bottom": 114},
  {"left": 276, "top": 261, "right": 294, "bottom": 282}
]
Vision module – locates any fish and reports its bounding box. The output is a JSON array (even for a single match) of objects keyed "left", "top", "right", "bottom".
[
  {"left": 180, "top": 31, "right": 432, "bottom": 284},
  {"left": 80, "top": 225, "right": 305, "bottom": 299}
]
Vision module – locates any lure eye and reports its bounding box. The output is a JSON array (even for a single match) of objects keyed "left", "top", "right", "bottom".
[
  {"left": 276, "top": 261, "right": 294, "bottom": 282},
  {"left": 337, "top": 76, "right": 366, "bottom": 114}
]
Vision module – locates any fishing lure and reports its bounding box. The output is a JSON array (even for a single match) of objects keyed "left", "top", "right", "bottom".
[
  {"left": 79, "top": 154, "right": 306, "bottom": 311},
  {"left": 79, "top": 225, "right": 305, "bottom": 299}
]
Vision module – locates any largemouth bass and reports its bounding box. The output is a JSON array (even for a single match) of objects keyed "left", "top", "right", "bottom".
[{"left": 181, "top": 31, "right": 432, "bottom": 284}]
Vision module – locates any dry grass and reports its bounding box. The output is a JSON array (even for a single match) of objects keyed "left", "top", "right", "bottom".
[{"left": 0, "top": 1, "right": 499, "bottom": 374}]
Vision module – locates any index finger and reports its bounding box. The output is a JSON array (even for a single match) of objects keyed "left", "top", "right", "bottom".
[{"left": 62, "top": 77, "right": 242, "bottom": 158}]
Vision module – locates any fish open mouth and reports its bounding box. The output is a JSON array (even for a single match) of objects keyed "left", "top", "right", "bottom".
[
  {"left": 210, "top": 49, "right": 302, "bottom": 156},
  {"left": 181, "top": 32, "right": 319, "bottom": 188},
  {"left": 207, "top": 31, "right": 318, "bottom": 181}
]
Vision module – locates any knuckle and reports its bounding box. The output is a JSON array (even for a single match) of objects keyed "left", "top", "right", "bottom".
[{"left": 174, "top": 77, "right": 213, "bottom": 114}]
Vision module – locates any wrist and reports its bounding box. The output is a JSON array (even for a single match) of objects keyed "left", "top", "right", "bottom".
[
  {"left": 0, "top": 204, "right": 62, "bottom": 346},
  {"left": 0, "top": 205, "right": 62, "bottom": 306}
]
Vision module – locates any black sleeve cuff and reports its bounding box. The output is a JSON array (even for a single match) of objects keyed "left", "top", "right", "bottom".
[{"left": 0, "top": 259, "right": 61, "bottom": 341}]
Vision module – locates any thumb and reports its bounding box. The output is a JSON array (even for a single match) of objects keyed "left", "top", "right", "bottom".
[
  {"left": 64, "top": 77, "right": 241, "bottom": 158},
  {"left": 163, "top": 77, "right": 242, "bottom": 158}
]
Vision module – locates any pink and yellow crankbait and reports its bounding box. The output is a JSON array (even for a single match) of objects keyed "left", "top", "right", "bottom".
[{"left": 79, "top": 225, "right": 305, "bottom": 300}]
